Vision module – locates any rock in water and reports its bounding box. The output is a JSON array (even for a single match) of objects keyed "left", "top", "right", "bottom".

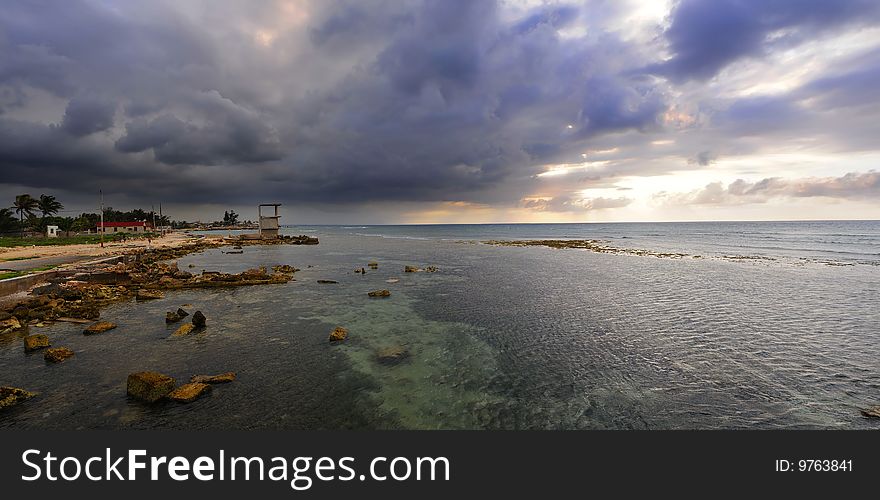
[
  {"left": 376, "top": 346, "right": 409, "bottom": 365},
  {"left": 329, "top": 326, "right": 348, "bottom": 342},
  {"left": 0, "top": 386, "right": 36, "bottom": 409},
  {"left": 190, "top": 372, "right": 236, "bottom": 384},
  {"left": 272, "top": 265, "right": 298, "bottom": 274},
  {"left": 166, "top": 311, "right": 183, "bottom": 323},
  {"left": 861, "top": 406, "right": 880, "bottom": 418},
  {"left": 172, "top": 323, "right": 195, "bottom": 337},
  {"left": 167, "top": 383, "right": 211, "bottom": 403},
  {"left": 83, "top": 321, "right": 117, "bottom": 335},
  {"left": 23, "top": 334, "right": 50, "bottom": 352},
  {"left": 177, "top": 308, "right": 190, "bottom": 318},
  {"left": 367, "top": 289, "right": 391, "bottom": 298},
  {"left": 127, "top": 372, "right": 175, "bottom": 403},
  {"left": 317, "top": 279, "right": 339, "bottom": 284},
  {"left": 192, "top": 311, "right": 206, "bottom": 328},
  {"left": 404, "top": 265, "right": 421, "bottom": 273},
  {"left": 425, "top": 266, "right": 439, "bottom": 272},
  {"left": 385, "top": 278, "right": 400, "bottom": 283},
  {"left": 44, "top": 347, "right": 75, "bottom": 363},
  {"left": 136, "top": 289, "right": 164, "bottom": 301},
  {"left": 368, "top": 262, "right": 379, "bottom": 269}
]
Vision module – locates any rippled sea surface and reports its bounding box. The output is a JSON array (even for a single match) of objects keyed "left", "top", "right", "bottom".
[{"left": 2, "top": 221, "right": 879, "bottom": 429}]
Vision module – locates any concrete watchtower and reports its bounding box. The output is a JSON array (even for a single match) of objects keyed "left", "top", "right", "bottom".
[{"left": 258, "top": 204, "right": 281, "bottom": 239}]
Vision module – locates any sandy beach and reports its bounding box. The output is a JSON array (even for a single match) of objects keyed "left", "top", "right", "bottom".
[{"left": 0, "top": 232, "right": 211, "bottom": 271}]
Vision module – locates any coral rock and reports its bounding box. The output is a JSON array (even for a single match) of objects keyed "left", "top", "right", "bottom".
[
  {"left": 23, "top": 334, "right": 50, "bottom": 352},
  {"left": 83, "top": 321, "right": 117, "bottom": 335},
  {"left": 190, "top": 372, "right": 236, "bottom": 384},
  {"left": 126, "top": 371, "right": 176, "bottom": 403},
  {"left": 368, "top": 289, "right": 391, "bottom": 298},
  {"left": 44, "top": 347, "right": 75, "bottom": 363},
  {"left": 167, "top": 383, "right": 211, "bottom": 403},
  {"left": 329, "top": 326, "right": 348, "bottom": 342}
]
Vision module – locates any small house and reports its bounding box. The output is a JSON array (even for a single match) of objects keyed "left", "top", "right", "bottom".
[{"left": 97, "top": 221, "right": 151, "bottom": 234}]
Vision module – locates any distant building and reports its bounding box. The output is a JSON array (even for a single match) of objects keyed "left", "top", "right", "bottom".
[
  {"left": 46, "top": 225, "right": 59, "bottom": 238},
  {"left": 97, "top": 221, "right": 151, "bottom": 234}
]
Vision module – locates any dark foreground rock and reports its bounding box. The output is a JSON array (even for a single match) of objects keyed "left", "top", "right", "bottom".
[
  {"left": 127, "top": 371, "right": 176, "bottom": 402},
  {"left": 192, "top": 311, "right": 206, "bottom": 328},
  {"left": 44, "top": 347, "right": 75, "bottom": 363},
  {"left": 368, "top": 289, "right": 391, "bottom": 298},
  {"left": 23, "top": 334, "right": 50, "bottom": 352},
  {"left": 167, "top": 382, "right": 211, "bottom": 403},
  {"left": 0, "top": 386, "right": 36, "bottom": 409},
  {"left": 377, "top": 345, "right": 409, "bottom": 365},
  {"left": 166, "top": 308, "right": 190, "bottom": 323},
  {"left": 83, "top": 321, "right": 117, "bottom": 335},
  {"left": 191, "top": 372, "right": 236, "bottom": 384},
  {"left": 329, "top": 326, "right": 348, "bottom": 342}
]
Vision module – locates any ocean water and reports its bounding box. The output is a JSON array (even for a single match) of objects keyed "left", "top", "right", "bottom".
[{"left": 1, "top": 221, "right": 879, "bottom": 429}]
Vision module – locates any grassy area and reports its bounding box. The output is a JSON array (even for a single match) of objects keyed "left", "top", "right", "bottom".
[
  {"left": 0, "top": 233, "right": 158, "bottom": 248},
  {"left": 0, "top": 264, "right": 59, "bottom": 281}
]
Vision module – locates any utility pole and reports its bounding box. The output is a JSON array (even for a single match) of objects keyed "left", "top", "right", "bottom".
[
  {"left": 99, "top": 189, "right": 104, "bottom": 248},
  {"left": 152, "top": 204, "right": 157, "bottom": 232}
]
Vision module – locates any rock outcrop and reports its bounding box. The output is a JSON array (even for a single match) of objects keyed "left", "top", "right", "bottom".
[
  {"left": 192, "top": 311, "right": 206, "bottom": 328},
  {"left": 44, "top": 347, "right": 75, "bottom": 363},
  {"left": 191, "top": 372, "right": 236, "bottom": 384},
  {"left": 83, "top": 321, "right": 117, "bottom": 335},
  {"left": 136, "top": 289, "right": 164, "bottom": 301},
  {"left": 1, "top": 317, "right": 22, "bottom": 334},
  {"left": 0, "top": 386, "right": 36, "bottom": 409},
  {"left": 329, "top": 326, "right": 348, "bottom": 342},
  {"left": 167, "top": 382, "right": 211, "bottom": 403},
  {"left": 23, "top": 334, "right": 50, "bottom": 352},
  {"left": 127, "top": 371, "right": 176, "bottom": 402}
]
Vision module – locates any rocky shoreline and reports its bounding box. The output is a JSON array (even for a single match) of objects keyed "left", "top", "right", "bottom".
[{"left": 0, "top": 235, "right": 318, "bottom": 409}]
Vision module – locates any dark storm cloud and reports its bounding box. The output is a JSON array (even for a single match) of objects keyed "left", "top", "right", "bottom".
[
  {"left": 1, "top": 0, "right": 879, "bottom": 220},
  {"left": 60, "top": 98, "right": 116, "bottom": 136},
  {"left": 653, "top": 0, "right": 880, "bottom": 81}
]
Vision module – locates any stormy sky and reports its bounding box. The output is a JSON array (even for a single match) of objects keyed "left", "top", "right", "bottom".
[{"left": 1, "top": 0, "right": 879, "bottom": 223}]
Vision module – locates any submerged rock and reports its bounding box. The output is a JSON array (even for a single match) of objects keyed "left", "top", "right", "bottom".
[
  {"left": 136, "top": 289, "right": 164, "bottom": 301},
  {"left": 861, "top": 406, "right": 880, "bottom": 418},
  {"left": 329, "top": 326, "right": 348, "bottom": 342},
  {"left": 0, "top": 386, "right": 36, "bottom": 409},
  {"left": 192, "top": 311, "right": 206, "bottom": 328},
  {"left": 191, "top": 372, "right": 236, "bottom": 384},
  {"left": 368, "top": 262, "right": 379, "bottom": 269},
  {"left": 317, "top": 279, "right": 339, "bottom": 284},
  {"left": 127, "top": 371, "right": 176, "bottom": 402},
  {"left": 367, "top": 289, "right": 391, "bottom": 298},
  {"left": 23, "top": 334, "right": 50, "bottom": 352},
  {"left": 83, "top": 321, "right": 117, "bottom": 335},
  {"left": 172, "top": 323, "right": 195, "bottom": 337},
  {"left": 44, "top": 347, "right": 75, "bottom": 363},
  {"left": 167, "top": 382, "right": 211, "bottom": 403},
  {"left": 376, "top": 345, "right": 409, "bottom": 365}
]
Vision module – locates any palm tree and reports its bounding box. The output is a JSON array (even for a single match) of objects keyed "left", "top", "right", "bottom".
[
  {"left": 37, "top": 194, "right": 63, "bottom": 219},
  {"left": 13, "top": 194, "right": 38, "bottom": 237},
  {"left": 36, "top": 194, "right": 64, "bottom": 234}
]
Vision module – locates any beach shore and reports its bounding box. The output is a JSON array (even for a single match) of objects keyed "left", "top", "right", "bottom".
[{"left": 0, "top": 232, "right": 217, "bottom": 271}]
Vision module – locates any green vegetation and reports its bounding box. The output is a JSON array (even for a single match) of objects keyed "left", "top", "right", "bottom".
[{"left": 0, "top": 265, "right": 58, "bottom": 281}]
